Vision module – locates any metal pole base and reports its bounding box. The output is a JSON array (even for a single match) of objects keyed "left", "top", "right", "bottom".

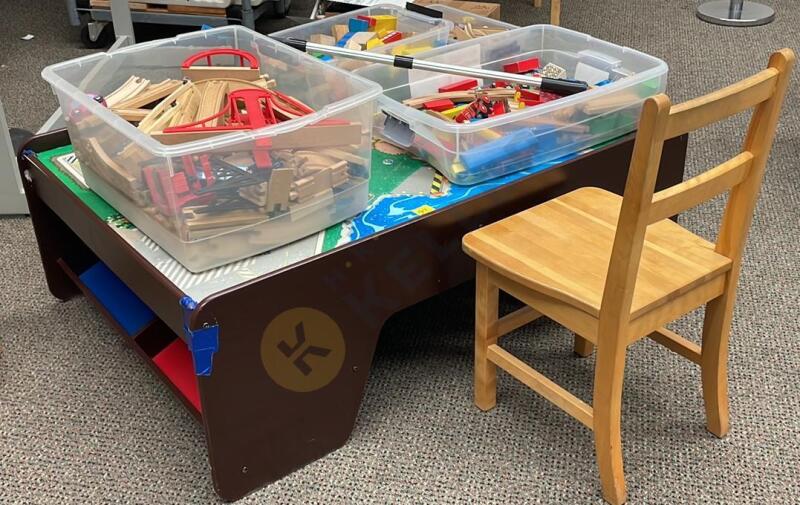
[{"left": 696, "top": 0, "right": 775, "bottom": 27}]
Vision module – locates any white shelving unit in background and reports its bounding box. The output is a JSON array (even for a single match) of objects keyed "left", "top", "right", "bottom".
[{"left": 0, "top": 99, "right": 27, "bottom": 215}]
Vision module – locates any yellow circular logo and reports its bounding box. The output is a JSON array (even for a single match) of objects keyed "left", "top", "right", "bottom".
[{"left": 260, "top": 308, "right": 345, "bottom": 392}]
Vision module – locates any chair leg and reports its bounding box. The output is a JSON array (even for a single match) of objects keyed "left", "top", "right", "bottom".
[
  {"left": 475, "top": 263, "right": 500, "bottom": 411},
  {"left": 551, "top": 0, "right": 561, "bottom": 25},
  {"left": 574, "top": 334, "right": 594, "bottom": 357},
  {"left": 701, "top": 287, "right": 735, "bottom": 438},
  {"left": 593, "top": 333, "right": 628, "bottom": 505}
]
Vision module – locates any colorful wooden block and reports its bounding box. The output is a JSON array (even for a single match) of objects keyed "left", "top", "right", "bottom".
[
  {"left": 371, "top": 14, "right": 398, "bottom": 33},
  {"left": 503, "top": 57, "right": 540, "bottom": 74},
  {"left": 309, "top": 33, "right": 336, "bottom": 45},
  {"left": 332, "top": 24, "right": 349, "bottom": 41},
  {"left": 381, "top": 31, "right": 403, "bottom": 43},
  {"left": 438, "top": 79, "right": 479, "bottom": 93},
  {"left": 346, "top": 31, "right": 376, "bottom": 50},
  {"left": 336, "top": 31, "right": 355, "bottom": 47},
  {"left": 356, "top": 15, "right": 377, "bottom": 28},
  {"left": 423, "top": 98, "right": 455, "bottom": 112},
  {"left": 348, "top": 18, "right": 370, "bottom": 32},
  {"left": 366, "top": 38, "right": 384, "bottom": 50}
]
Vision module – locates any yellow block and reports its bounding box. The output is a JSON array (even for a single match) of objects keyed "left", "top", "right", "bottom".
[
  {"left": 366, "top": 38, "right": 384, "bottom": 50},
  {"left": 391, "top": 45, "right": 433, "bottom": 56},
  {"left": 371, "top": 14, "right": 397, "bottom": 33},
  {"left": 441, "top": 103, "right": 470, "bottom": 119}
]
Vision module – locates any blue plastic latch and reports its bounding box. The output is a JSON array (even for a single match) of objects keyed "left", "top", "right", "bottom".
[
  {"left": 22, "top": 148, "right": 34, "bottom": 158},
  {"left": 180, "top": 296, "right": 219, "bottom": 376}
]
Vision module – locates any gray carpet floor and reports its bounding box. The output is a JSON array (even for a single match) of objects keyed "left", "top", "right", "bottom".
[{"left": 1, "top": 0, "right": 799, "bottom": 503}]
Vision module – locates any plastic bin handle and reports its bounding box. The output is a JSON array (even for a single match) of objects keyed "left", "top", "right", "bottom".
[
  {"left": 182, "top": 49, "right": 259, "bottom": 69},
  {"left": 404, "top": 2, "right": 444, "bottom": 18}
]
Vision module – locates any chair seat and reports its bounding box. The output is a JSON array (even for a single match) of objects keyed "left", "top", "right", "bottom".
[{"left": 463, "top": 187, "right": 733, "bottom": 319}]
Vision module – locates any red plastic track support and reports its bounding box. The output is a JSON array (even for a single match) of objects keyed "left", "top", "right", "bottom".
[{"left": 182, "top": 48, "right": 259, "bottom": 69}]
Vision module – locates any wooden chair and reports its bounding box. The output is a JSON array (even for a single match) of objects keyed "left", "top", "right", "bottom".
[
  {"left": 534, "top": 0, "right": 561, "bottom": 25},
  {"left": 462, "top": 48, "right": 794, "bottom": 504}
]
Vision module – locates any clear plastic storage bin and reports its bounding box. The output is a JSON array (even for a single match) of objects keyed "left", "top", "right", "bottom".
[
  {"left": 42, "top": 26, "right": 382, "bottom": 272},
  {"left": 270, "top": 5, "right": 452, "bottom": 71},
  {"left": 355, "top": 24, "right": 669, "bottom": 185},
  {"left": 428, "top": 4, "right": 517, "bottom": 41}
]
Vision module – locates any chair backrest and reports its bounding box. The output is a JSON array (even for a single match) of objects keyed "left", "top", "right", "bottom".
[{"left": 599, "top": 48, "right": 794, "bottom": 326}]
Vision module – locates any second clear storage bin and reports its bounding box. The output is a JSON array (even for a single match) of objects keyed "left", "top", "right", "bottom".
[
  {"left": 355, "top": 24, "right": 669, "bottom": 185},
  {"left": 42, "top": 26, "right": 382, "bottom": 272},
  {"left": 270, "top": 5, "right": 452, "bottom": 71}
]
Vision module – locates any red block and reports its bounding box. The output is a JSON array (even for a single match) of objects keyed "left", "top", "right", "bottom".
[
  {"left": 357, "top": 15, "right": 377, "bottom": 28},
  {"left": 503, "top": 57, "right": 540, "bottom": 74},
  {"left": 152, "top": 339, "right": 202, "bottom": 413},
  {"left": 438, "top": 79, "right": 478, "bottom": 93},
  {"left": 422, "top": 98, "right": 455, "bottom": 112},
  {"left": 381, "top": 31, "right": 402, "bottom": 43}
]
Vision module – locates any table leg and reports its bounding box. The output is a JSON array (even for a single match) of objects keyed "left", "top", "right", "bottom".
[
  {"left": 19, "top": 166, "right": 84, "bottom": 300},
  {"left": 194, "top": 282, "right": 387, "bottom": 501}
]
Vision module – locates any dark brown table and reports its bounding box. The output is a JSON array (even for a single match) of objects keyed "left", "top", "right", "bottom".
[{"left": 19, "top": 129, "right": 687, "bottom": 501}]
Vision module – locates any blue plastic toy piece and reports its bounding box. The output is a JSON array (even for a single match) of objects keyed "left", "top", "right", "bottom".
[
  {"left": 79, "top": 262, "right": 155, "bottom": 336},
  {"left": 180, "top": 296, "right": 219, "bottom": 377},
  {"left": 460, "top": 128, "right": 539, "bottom": 172}
]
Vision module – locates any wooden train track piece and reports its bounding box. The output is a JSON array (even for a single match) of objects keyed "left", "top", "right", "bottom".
[
  {"left": 170, "top": 87, "right": 202, "bottom": 127},
  {"left": 183, "top": 207, "right": 266, "bottom": 234},
  {"left": 151, "top": 122, "right": 363, "bottom": 148},
  {"left": 114, "top": 79, "right": 183, "bottom": 110},
  {"left": 195, "top": 80, "right": 229, "bottom": 127},
  {"left": 266, "top": 168, "right": 294, "bottom": 213},
  {"left": 317, "top": 147, "right": 368, "bottom": 166},
  {"left": 138, "top": 80, "right": 194, "bottom": 133},
  {"left": 113, "top": 108, "right": 151, "bottom": 122},
  {"left": 105, "top": 76, "right": 150, "bottom": 108},
  {"left": 402, "top": 88, "right": 516, "bottom": 108},
  {"left": 84, "top": 138, "right": 146, "bottom": 206}
]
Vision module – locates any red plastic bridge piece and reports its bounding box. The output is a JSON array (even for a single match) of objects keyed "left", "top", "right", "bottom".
[{"left": 181, "top": 48, "right": 259, "bottom": 70}]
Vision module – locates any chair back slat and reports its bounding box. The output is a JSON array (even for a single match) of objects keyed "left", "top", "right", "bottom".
[
  {"left": 664, "top": 68, "right": 778, "bottom": 139},
  {"left": 648, "top": 152, "right": 753, "bottom": 223},
  {"left": 598, "top": 48, "right": 794, "bottom": 326}
]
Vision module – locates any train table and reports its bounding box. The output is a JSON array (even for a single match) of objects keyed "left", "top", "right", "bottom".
[{"left": 19, "top": 128, "right": 687, "bottom": 501}]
